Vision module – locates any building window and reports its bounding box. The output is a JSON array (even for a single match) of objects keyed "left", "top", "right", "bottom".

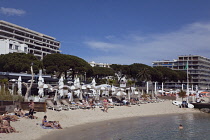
[
  {"left": 9, "top": 44, "right": 12, "bottom": 49},
  {"left": 24, "top": 47, "right": 27, "bottom": 52},
  {"left": 15, "top": 45, "right": 19, "bottom": 50}
]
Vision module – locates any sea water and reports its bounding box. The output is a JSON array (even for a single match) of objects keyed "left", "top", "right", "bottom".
[{"left": 39, "top": 113, "right": 210, "bottom": 140}]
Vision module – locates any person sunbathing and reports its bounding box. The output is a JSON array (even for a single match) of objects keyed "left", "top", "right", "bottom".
[
  {"left": 42, "top": 115, "right": 55, "bottom": 129},
  {"left": 18, "top": 109, "right": 26, "bottom": 117},
  {"left": 0, "top": 118, "right": 10, "bottom": 133},
  {"left": 89, "top": 99, "right": 96, "bottom": 110},
  {"left": 53, "top": 121, "right": 62, "bottom": 129},
  {"left": 2, "top": 112, "right": 19, "bottom": 122},
  {"left": 2, "top": 118, "right": 17, "bottom": 133},
  {"left": 82, "top": 100, "right": 91, "bottom": 109},
  {"left": 76, "top": 101, "right": 86, "bottom": 109}
]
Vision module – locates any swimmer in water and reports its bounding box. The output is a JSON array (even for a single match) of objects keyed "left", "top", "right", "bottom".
[{"left": 179, "top": 124, "right": 183, "bottom": 129}]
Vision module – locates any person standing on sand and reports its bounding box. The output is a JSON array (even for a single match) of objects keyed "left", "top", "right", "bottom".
[
  {"left": 28, "top": 100, "right": 34, "bottom": 119},
  {"left": 103, "top": 98, "right": 108, "bottom": 112}
]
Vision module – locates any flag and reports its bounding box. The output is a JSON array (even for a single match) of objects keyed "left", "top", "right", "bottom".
[{"left": 185, "top": 61, "right": 188, "bottom": 70}]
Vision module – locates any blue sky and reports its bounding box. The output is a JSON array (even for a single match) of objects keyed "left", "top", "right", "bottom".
[{"left": 1, "top": 0, "right": 210, "bottom": 66}]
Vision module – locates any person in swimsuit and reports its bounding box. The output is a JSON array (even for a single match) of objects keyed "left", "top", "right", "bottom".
[
  {"left": 28, "top": 100, "right": 34, "bottom": 119},
  {"left": 103, "top": 98, "right": 108, "bottom": 112},
  {"left": 42, "top": 115, "right": 55, "bottom": 128},
  {"left": 179, "top": 124, "right": 183, "bottom": 129}
]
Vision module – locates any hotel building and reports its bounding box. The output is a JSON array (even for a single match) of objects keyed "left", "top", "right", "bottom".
[
  {"left": 0, "top": 20, "right": 60, "bottom": 59},
  {"left": 153, "top": 55, "right": 210, "bottom": 90}
]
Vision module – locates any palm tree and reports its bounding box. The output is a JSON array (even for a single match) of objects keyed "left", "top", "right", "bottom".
[{"left": 137, "top": 67, "right": 151, "bottom": 81}]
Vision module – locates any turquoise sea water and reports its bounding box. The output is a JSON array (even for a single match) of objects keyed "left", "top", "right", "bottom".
[{"left": 39, "top": 113, "right": 210, "bottom": 140}]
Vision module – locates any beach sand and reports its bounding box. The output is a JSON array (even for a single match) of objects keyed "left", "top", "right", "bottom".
[{"left": 0, "top": 100, "right": 200, "bottom": 140}]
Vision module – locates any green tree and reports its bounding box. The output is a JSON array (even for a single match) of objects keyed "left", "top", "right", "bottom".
[
  {"left": 110, "top": 64, "right": 130, "bottom": 83},
  {"left": 92, "top": 67, "right": 115, "bottom": 79},
  {"left": 0, "top": 53, "right": 42, "bottom": 73},
  {"left": 154, "top": 66, "right": 179, "bottom": 83},
  {"left": 137, "top": 67, "right": 151, "bottom": 81},
  {"left": 108, "top": 79, "right": 116, "bottom": 85},
  {"left": 175, "top": 70, "right": 187, "bottom": 84},
  {"left": 43, "top": 54, "right": 93, "bottom": 80}
]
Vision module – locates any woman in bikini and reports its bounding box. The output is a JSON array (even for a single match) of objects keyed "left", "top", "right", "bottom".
[
  {"left": 42, "top": 115, "right": 55, "bottom": 128},
  {"left": 103, "top": 98, "right": 109, "bottom": 112}
]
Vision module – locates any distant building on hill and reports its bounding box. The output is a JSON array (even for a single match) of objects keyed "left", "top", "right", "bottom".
[
  {"left": 152, "top": 55, "right": 210, "bottom": 90},
  {"left": 0, "top": 20, "right": 60, "bottom": 59},
  {"left": 89, "top": 61, "right": 111, "bottom": 68}
]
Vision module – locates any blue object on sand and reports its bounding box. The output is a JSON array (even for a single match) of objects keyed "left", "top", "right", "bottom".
[{"left": 40, "top": 124, "right": 54, "bottom": 129}]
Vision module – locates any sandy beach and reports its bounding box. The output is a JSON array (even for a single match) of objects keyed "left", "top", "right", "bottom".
[{"left": 0, "top": 100, "right": 200, "bottom": 140}]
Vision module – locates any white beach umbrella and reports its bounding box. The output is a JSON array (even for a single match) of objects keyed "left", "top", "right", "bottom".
[
  {"left": 38, "top": 74, "right": 45, "bottom": 97},
  {"left": 134, "top": 91, "right": 139, "bottom": 95},
  {"left": 101, "top": 86, "right": 106, "bottom": 90},
  {"left": 67, "top": 92, "right": 74, "bottom": 102},
  {"left": 17, "top": 76, "right": 22, "bottom": 96},
  {"left": 111, "top": 85, "right": 115, "bottom": 91},
  {"left": 74, "top": 78, "right": 77, "bottom": 86},
  {"left": 76, "top": 78, "right": 80, "bottom": 88},
  {"left": 79, "top": 90, "right": 83, "bottom": 100},
  {"left": 58, "top": 76, "right": 64, "bottom": 97},
  {"left": 120, "top": 88, "right": 125, "bottom": 91},
  {"left": 54, "top": 89, "right": 58, "bottom": 102},
  {"left": 116, "top": 91, "right": 127, "bottom": 96},
  {"left": 94, "top": 89, "right": 100, "bottom": 100},
  {"left": 91, "top": 78, "right": 96, "bottom": 87},
  {"left": 111, "top": 85, "right": 116, "bottom": 96},
  {"left": 86, "top": 85, "right": 91, "bottom": 89},
  {"left": 82, "top": 85, "right": 87, "bottom": 90},
  {"left": 70, "top": 85, "right": 76, "bottom": 90}
]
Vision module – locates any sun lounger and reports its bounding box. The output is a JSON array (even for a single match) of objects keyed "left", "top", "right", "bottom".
[
  {"left": 56, "top": 100, "right": 69, "bottom": 110},
  {"left": 45, "top": 99, "right": 62, "bottom": 111},
  {"left": 61, "top": 100, "right": 78, "bottom": 110},
  {"left": 94, "top": 102, "right": 103, "bottom": 108}
]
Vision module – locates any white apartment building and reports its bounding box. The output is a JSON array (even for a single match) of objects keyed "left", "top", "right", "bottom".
[
  {"left": 153, "top": 55, "right": 210, "bottom": 90},
  {"left": 0, "top": 39, "right": 28, "bottom": 54},
  {"left": 89, "top": 61, "right": 111, "bottom": 68},
  {"left": 0, "top": 20, "right": 60, "bottom": 59}
]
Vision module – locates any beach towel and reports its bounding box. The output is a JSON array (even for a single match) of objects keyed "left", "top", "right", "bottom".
[{"left": 40, "top": 124, "right": 54, "bottom": 129}]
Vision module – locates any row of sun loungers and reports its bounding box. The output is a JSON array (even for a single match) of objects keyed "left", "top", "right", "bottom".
[
  {"left": 45, "top": 99, "right": 95, "bottom": 111},
  {"left": 45, "top": 98, "right": 164, "bottom": 111}
]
